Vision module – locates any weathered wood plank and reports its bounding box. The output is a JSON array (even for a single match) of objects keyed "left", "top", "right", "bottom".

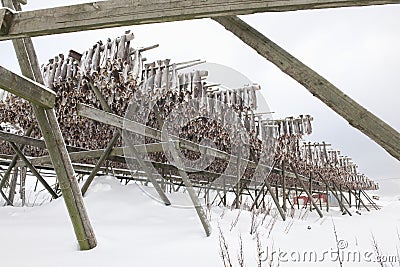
[
  {"left": 15, "top": 142, "right": 173, "bottom": 167},
  {"left": 5, "top": 0, "right": 97, "bottom": 249},
  {"left": 214, "top": 16, "right": 400, "bottom": 161},
  {"left": 168, "top": 140, "right": 211, "bottom": 236},
  {"left": 0, "top": 125, "right": 33, "bottom": 204},
  {"left": 0, "top": 7, "right": 13, "bottom": 34},
  {"left": 0, "top": 65, "right": 56, "bottom": 108},
  {"left": 81, "top": 132, "right": 120, "bottom": 195},
  {"left": 1, "top": 0, "right": 400, "bottom": 40},
  {"left": 0, "top": 130, "right": 87, "bottom": 153},
  {"left": 9, "top": 142, "right": 59, "bottom": 199},
  {"left": 84, "top": 79, "right": 171, "bottom": 205},
  {"left": 0, "top": 129, "right": 47, "bottom": 149},
  {"left": 289, "top": 163, "right": 323, "bottom": 218}
]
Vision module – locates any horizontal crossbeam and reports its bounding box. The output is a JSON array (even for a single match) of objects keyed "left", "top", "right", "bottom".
[
  {"left": 76, "top": 103, "right": 319, "bottom": 184},
  {"left": 0, "top": 130, "right": 85, "bottom": 152},
  {"left": 1, "top": 0, "right": 399, "bottom": 40},
  {"left": 0, "top": 65, "right": 55, "bottom": 108}
]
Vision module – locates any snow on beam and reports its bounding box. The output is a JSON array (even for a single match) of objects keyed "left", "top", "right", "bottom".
[
  {"left": 1, "top": 0, "right": 400, "bottom": 40},
  {"left": 213, "top": 16, "right": 400, "bottom": 161},
  {"left": 0, "top": 65, "right": 56, "bottom": 109}
]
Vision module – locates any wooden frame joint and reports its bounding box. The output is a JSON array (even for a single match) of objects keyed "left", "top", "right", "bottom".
[{"left": 0, "top": 8, "right": 14, "bottom": 35}]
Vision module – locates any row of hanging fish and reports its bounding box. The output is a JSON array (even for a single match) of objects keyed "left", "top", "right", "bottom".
[
  {"left": 272, "top": 115, "right": 313, "bottom": 137},
  {"left": 0, "top": 30, "right": 378, "bottom": 191},
  {"left": 41, "top": 30, "right": 146, "bottom": 90}
]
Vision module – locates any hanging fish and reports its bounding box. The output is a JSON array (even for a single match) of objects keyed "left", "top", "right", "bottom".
[
  {"left": 84, "top": 47, "right": 94, "bottom": 75},
  {"left": 170, "top": 63, "right": 178, "bottom": 93},
  {"left": 131, "top": 49, "right": 142, "bottom": 81},
  {"left": 100, "top": 38, "right": 111, "bottom": 69},
  {"left": 117, "top": 34, "right": 126, "bottom": 60},
  {"left": 91, "top": 42, "right": 101, "bottom": 73},
  {"left": 192, "top": 70, "right": 201, "bottom": 98},
  {"left": 161, "top": 59, "right": 170, "bottom": 92},
  {"left": 154, "top": 60, "right": 162, "bottom": 93},
  {"left": 110, "top": 38, "right": 118, "bottom": 61}
]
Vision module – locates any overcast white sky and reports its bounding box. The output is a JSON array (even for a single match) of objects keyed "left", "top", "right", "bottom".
[{"left": 0, "top": 1, "right": 399, "bottom": 195}]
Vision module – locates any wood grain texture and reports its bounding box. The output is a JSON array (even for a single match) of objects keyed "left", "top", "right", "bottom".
[
  {"left": 0, "top": 65, "right": 55, "bottom": 108},
  {"left": 1, "top": 0, "right": 400, "bottom": 40}
]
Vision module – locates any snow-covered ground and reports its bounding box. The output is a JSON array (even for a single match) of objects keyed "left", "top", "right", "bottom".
[{"left": 0, "top": 176, "right": 399, "bottom": 267}]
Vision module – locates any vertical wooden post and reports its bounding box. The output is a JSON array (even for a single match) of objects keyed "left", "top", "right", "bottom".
[
  {"left": 9, "top": 142, "right": 58, "bottom": 198},
  {"left": 3, "top": 0, "right": 97, "bottom": 250},
  {"left": 20, "top": 166, "right": 26, "bottom": 206},
  {"left": 348, "top": 189, "right": 352, "bottom": 208},
  {"left": 281, "top": 161, "right": 287, "bottom": 212},
  {"left": 309, "top": 173, "right": 313, "bottom": 211},
  {"left": 8, "top": 167, "right": 18, "bottom": 205},
  {"left": 317, "top": 173, "right": 351, "bottom": 216},
  {"left": 295, "top": 184, "right": 300, "bottom": 209},
  {"left": 0, "top": 125, "right": 33, "bottom": 202},
  {"left": 326, "top": 185, "right": 329, "bottom": 212}
]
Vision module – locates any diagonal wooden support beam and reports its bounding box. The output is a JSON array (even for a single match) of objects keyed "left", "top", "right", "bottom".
[
  {"left": 0, "top": 65, "right": 56, "bottom": 108},
  {"left": 250, "top": 160, "right": 277, "bottom": 211},
  {"left": 316, "top": 172, "right": 352, "bottom": 216},
  {"left": 0, "top": 125, "right": 33, "bottom": 203},
  {"left": 85, "top": 79, "right": 171, "bottom": 205},
  {"left": 289, "top": 163, "right": 323, "bottom": 218},
  {"left": 1, "top": 0, "right": 400, "bottom": 40},
  {"left": 168, "top": 140, "right": 211, "bottom": 236},
  {"left": 332, "top": 181, "right": 352, "bottom": 208},
  {"left": 213, "top": 16, "right": 400, "bottom": 161},
  {"left": 346, "top": 186, "right": 370, "bottom": 211},
  {"left": 81, "top": 132, "right": 120, "bottom": 196},
  {"left": 0, "top": 188, "right": 12, "bottom": 205},
  {"left": 9, "top": 142, "right": 59, "bottom": 199},
  {"left": 360, "top": 190, "right": 380, "bottom": 210}
]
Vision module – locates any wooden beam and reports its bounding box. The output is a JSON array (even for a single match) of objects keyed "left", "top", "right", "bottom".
[
  {"left": 1, "top": 0, "right": 400, "bottom": 40},
  {"left": 9, "top": 142, "right": 59, "bottom": 199},
  {"left": 81, "top": 132, "right": 120, "bottom": 195},
  {"left": 0, "top": 65, "right": 56, "bottom": 109},
  {"left": 168, "top": 140, "right": 211, "bottom": 236},
  {"left": 5, "top": 0, "right": 97, "bottom": 250},
  {"left": 346, "top": 186, "right": 370, "bottom": 211},
  {"left": 316, "top": 172, "right": 352, "bottom": 215},
  {"left": 0, "top": 129, "right": 47, "bottom": 149},
  {"left": 85, "top": 79, "right": 171, "bottom": 205},
  {"left": 0, "top": 7, "right": 12, "bottom": 34},
  {"left": 0, "top": 129, "right": 91, "bottom": 153},
  {"left": 213, "top": 16, "right": 400, "bottom": 161},
  {"left": 289, "top": 163, "right": 323, "bottom": 218},
  {"left": 0, "top": 125, "right": 33, "bottom": 203}
]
